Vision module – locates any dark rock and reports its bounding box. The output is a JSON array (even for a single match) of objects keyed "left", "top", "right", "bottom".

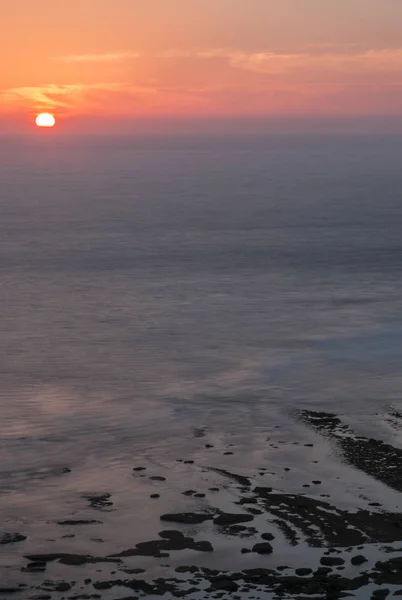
[
  {"left": 351, "top": 554, "right": 368, "bottom": 566},
  {"left": 205, "top": 444, "right": 214, "bottom": 448},
  {"left": 209, "top": 577, "right": 239, "bottom": 592},
  {"left": 224, "top": 452, "right": 234, "bottom": 455},
  {"left": 194, "top": 493, "right": 206, "bottom": 498},
  {"left": 247, "top": 507, "right": 263, "bottom": 515},
  {"left": 320, "top": 556, "right": 345, "bottom": 566},
  {"left": 83, "top": 493, "right": 113, "bottom": 511},
  {"left": 314, "top": 567, "right": 332, "bottom": 576},
  {"left": 213, "top": 513, "right": 254, "bottom": 526},
  {"left": 183, "top": 460, "right": 194, "bottom": 464},
  {"left": 0, "top": 532, "right": 27, "bottom": 544},
  {"left": 295, "top": 568, "right": 313, "bottom": 576},
  {"left": 62, "top": 467, "right": 71, "bottom": 473},
  {"left": 252, "top": 542, "right": 273, "bottom": 554},
  {"left": 25, "top": 554, "right": 63, "bottom": 562},
  {"left": 57, "top": 520, "right": 102, "bottom": 525},
  {"left": 158, "top": 530, "right": 185, "bottom": 540},
  {"left": 209, "top": 487, "right": 220, "bottom": 492},
  {"left": 182, "top": 490, "right": 197, "bottom": 496},
  {"left": 312, "top": 480, "right": 322, "bottom": 485},
  {"left": 237, "top": 497, "right": 258, "bottom": 505},
  {"left": 59, "top": 555, "right": 91, "bottom": 566},
  {"left": 194, "top": 541, "right": 214, "bottom": 552},
  {"left": 119, "top": 568, "right": 145, "bottom": 575},
  {"left": 25, "top": 553, "right": 117, "bottom": 566},
  {"left": 111, "top": 530, "right": 213, "bottom": 557},
  {"left": 133, "top": 467, "right": 146, "bottom": 471},
  {"left": 160, "top": 513, "right": 213, "bottom": 525},
  {"left": 150, "top": 494, "right": 160, "bottom": 499},
  {"left": 92, "top": 581, "right": 118, "bottom": 590},
  {"left": 149, "top": 476, "right": 166, "bottom": 481},
  {"left": 371, "top": 590, "right": 390, "bottom": 600},
  {"left": 22, "top": 561, "right": 47, "bottom": 572},
  {"left": 42, "top": 582, "right": 72, "bottom": 592},
  {"left": 261, "top": 533, "right": 275, "bottom": 541},
  {"left": 207, "top": 467, "right": 251, "bottom": 487},
  {"left": 241, "top": 548, "right": 251, "bottom": 554}
]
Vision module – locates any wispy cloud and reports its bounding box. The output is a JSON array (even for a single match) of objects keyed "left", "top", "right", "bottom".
[
  {"left": 0, "top": 82, "right": 136, "bottom": 112},
  {"left": 0, "top": 81, "right": 208, "bottom": 115},
  {"left": 163, "top": 47, "right": 402, "bottom": 78},
  {"left": 54, "top": 52, "right": 140, "bottom": 63}
]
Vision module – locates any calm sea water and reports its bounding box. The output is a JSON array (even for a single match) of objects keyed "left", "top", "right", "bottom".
[{"left": 1, "top": 133, "right": 402, "bottom": 527}]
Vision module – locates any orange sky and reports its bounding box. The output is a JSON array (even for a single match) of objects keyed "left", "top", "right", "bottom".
[{"left": 1, "top": 0, "right": 402, "bottom": 129}]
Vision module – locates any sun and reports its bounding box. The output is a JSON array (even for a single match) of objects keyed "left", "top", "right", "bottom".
[{"left": 35, "top": 113, "right": 56, "bottom": 128}]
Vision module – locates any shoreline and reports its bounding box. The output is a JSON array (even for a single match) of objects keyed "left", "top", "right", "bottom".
[{"left": 2, "top": 409, "right": 402, "bottom": 599}]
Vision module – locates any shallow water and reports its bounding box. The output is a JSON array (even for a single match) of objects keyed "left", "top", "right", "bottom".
[{"left": 1, "top": 134, "right": 402, "bottom": 587}]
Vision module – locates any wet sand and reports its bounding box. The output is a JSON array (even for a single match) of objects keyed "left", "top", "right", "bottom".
[{"left": 3, "top": 409, "right": 402, "bottom": 599}]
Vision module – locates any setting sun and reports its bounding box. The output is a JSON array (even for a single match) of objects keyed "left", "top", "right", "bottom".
[{"left": 35, "top": 113, "right": 56, "bottom": 128}]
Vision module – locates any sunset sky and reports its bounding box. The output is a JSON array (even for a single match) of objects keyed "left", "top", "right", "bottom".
[{"left": 2, "top": 0, "right": 402, "bottom": 131}]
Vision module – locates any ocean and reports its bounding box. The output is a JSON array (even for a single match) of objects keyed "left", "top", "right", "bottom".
[{"left": 2, "top": 133, "right": 402, "bottom": 596}]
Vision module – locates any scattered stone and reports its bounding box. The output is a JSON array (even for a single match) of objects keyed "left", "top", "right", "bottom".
[
  {"left": 214, "top": 513, "right": 254, "bottom": 526},
  {"left": 133, "top": 467, "right": 146, "bottom": 472},
  {"left": 183, "top": 460, "right": 194, "bottom": 464},
  {"left": 150, "top": 494, "right": 160, "bottom": 499},
  {"left": 41, "top": 581, "right": 72, "bottom": 592},
  {"left": 62, "top": 467, "right": 71, "bottom": 473},
  {"left": 295, "top": 568, "right": 313, "bottom": 576},
  {"left": 312, "top": 480, "right": 322, "bottom": 485},
  {"left": 224, "top": 452, "right": 234, "bottom": 455},
  {"left": 261, "top": 533, "right": 275, "bottom": 541},
  {"left": 209, "top": 577, "right": 239, "bottom": 592},
  {"left": 207, "top": 467, "right": 251, "bottom": 488},
  {"left": 111, "top": 530, "right": 213, "bottom": 558},
  {"left": 149, "top": 476, "right": 166, "bottom": 481},
  {"left": 351, "top": 555, "right": 368, "bottom": 566},
  {"left": 160, "top": 512, "right": 213, "bottom": 525},
  {"left": 205, "top": 444, "right": 214, "bottom": 448},
  {"left": 320, "top": 556, "right": 345, "bottom": 566},
  {"left": 0, "top": 532, "right": 26, "bottom": 544},
  {"left": 22, "top": 561, "right": 47, "bottom": 573},
  {"left": 371, "top": 590, "right": 390, "bottom": 600},
  {"left": 83, "top": 494, "right": 113, "bottom": 511},
  {"left": 182, "top": 490, "right": 197, "bottom": 496},
  {"left": 252, "top": 542, "right": 273, "bottom": 554},
  {"left": 57, "top": 520, "right": 102, "bottom": 526}
]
